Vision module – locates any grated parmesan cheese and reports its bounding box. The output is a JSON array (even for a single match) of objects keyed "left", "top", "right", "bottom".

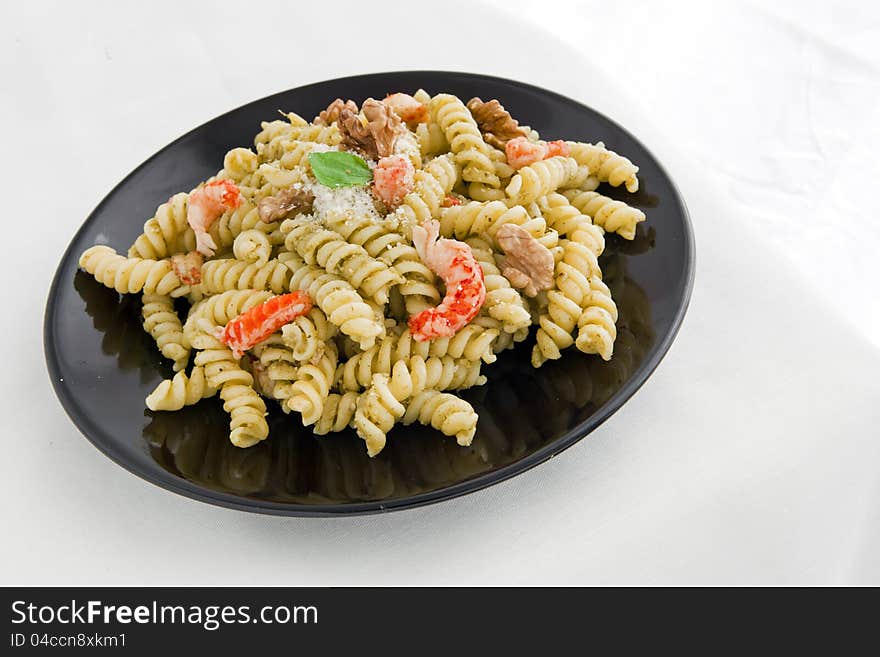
[{"left": 310, "top": 182, "right": 382, "bottom": 226}]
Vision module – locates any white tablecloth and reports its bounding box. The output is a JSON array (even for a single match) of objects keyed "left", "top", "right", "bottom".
[{"left": 2, "top": 0, "right": 878, "bottom": 585}]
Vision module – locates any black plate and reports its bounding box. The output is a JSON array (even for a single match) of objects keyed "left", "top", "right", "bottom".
[{"left": 44, "top": 71, "right": 694, "bottom": 516}]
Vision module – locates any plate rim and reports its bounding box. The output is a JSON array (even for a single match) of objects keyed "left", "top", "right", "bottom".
[{"left": 43, "top": 70, "right": 695, "bottom": 517}]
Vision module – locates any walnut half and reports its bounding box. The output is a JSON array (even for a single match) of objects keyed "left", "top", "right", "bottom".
[
  {"left": 257, "top": 186, "right": 314, "bottom": 223},
  {"left": 314, "top": 98, "right": 358, "bottom": 126},
  {"left": 337, "top": 99, "right": 405, "bottom": 161},
  {"left": 467, "top": 97, "right": 527, "bottom": 150},
  {"left": 495, "top": 223, "right": 554, "bottom": 297}
]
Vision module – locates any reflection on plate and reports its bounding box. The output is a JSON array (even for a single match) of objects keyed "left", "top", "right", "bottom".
[{"left": 72, "top": 231, "right": 656, "bottom": 503}]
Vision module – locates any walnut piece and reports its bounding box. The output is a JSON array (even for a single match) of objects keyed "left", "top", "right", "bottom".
[
  {"left": 467, "top": 97, "right": 527, "bottom": 150},
  {"left": 314, "top": 98, "right": 358, "bottom": 126},
  {"left": 337, "top": 98, "right": 405, "bottom": 161},
  {"left": 495, "top": 223, "right": 554, "bottom": 297},
  {"left": 170, "top": 251, "right": 203, "bottom": 285},
  {"left": 258, "top": 186, "right": 314, "bottom": 223}
]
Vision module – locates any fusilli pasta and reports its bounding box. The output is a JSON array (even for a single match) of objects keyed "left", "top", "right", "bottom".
[
  {"left": 562, "top": 189, "right": 646, "bottom": 240},
  {"left": 142, "top": 293, "right": 190, "bottom": 371},
  {"left": 145, "top": 366, "right": 217, "bottom": 411},
  {"left": 77, "top": 88, "right": 647, "bottom": 457}
]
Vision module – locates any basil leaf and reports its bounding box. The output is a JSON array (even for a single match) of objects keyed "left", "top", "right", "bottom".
[{"left": 308, "top": 151, "right": 373, "bottom": 188}]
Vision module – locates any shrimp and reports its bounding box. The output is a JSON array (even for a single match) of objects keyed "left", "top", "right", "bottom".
[
  {"left": 408, "top": 219, "right": 486, "bottom": 341},
  {"left": 383, "top": 93, "right": 429, "bottom": 128},
  {"left": 544, "top": 140, "right": 570, "bottom": 158},
  {"left": 505, "top": 136, "right": 547, "bottom": 169},
  {"left": 373, "top": 155, "right": 414, "bottom": 209},
  {"left": 170, "top": 251, "right": 203, "bottom": 285},
  {"left": 219, "top": 291, "right": 312, "bottom": 358},
  {"left": 505, "top": 137, "right": 570, "bottom": 169},
  {"left": 187, "top": 179, "right": 241, "bottom": 256}
]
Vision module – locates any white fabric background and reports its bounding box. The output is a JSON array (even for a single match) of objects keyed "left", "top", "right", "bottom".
[{"left": 1, "top": 0, "right": 877, "bottom": 585}]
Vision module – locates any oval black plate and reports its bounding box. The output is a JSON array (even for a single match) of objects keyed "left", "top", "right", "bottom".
[{"left": 44, "top": 71, "right": 694, "bottom": 516}]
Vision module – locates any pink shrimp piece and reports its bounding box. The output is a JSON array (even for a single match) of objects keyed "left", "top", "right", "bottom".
[
  {"left": 219, "top": 291, "right": 312, "bottom": 359},
  {"left": 373, "top": 155, "right": 414, "bottom": 209},
  {"left": 383, "top": 93, "right": 429, "bottom": 128},
  {"left": 187, "top": 179, "right": 241, "bottom": 256},
  {"left": 505, "top": 136, "right": 548, "bottom": 169},
  {"left": 545, "top": 140, "right": 570, "bottom": 158},
  {"left": 408, "top": 220, "right": 486, "bottom": 341},
  {"left": 170, "top": 251, "right": 203, "bottom": 285},
  {"left": 441, "top": 194, "right": 462, "bottom": 208}
]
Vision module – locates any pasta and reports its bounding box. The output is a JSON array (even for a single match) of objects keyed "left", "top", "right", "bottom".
[
  {"left": 233, "top": 230, "right": 273, "bottom": 264},
  {"left": 128, "top": 193, "right": 192, "bottom": 260},
  {"left": 562, "top": 189, "right": 646, "bottom": 240},
  {"left": 566, "top": 141, "right": 640, "bottom": 192},
  {"left": 282, "top": 215, "right": 404, "bottom": 305},
  {"left": 145, "top": 366, "right": 217, "bottom": 411},
  {"left": 80, "top": 246, "right": 188, "bottom": 297},
  {"left": 429, "top": 94, "right": 499, "bottom": 187},
  {"left": 539, "top": 193, "right": 605, "bottom": 258},
  {"left": 281, "top": 307, "right": 337, "bottom": 363},
  {"left": 191, "top": 336, "right": 268, "bottom": 447},
  {"left": 505, "top": 156, "right": 584, "bottom": 205},
  {"left": 77, "top": 89, "right": 647, "bottom": 456},
  {"left": 249, "top": 333, "right": 299, "bottom": 402},
  {"left": 141, "top": 293, "right": 190, "bottom": 371},
  {"left": 200, "top": 258, "right": 291, "bottom": 295},
  {"left": 438, "top": 200, "right": 552, "bottom": 247},
  {"left": 222, "top": 147, "right": 259, "bottom": 183}
]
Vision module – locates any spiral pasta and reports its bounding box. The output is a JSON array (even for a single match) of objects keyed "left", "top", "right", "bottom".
[
  {"left": 128, "top": 193, "right": 193, "bottom": 260},
  {"left": 232, "top": 230, "right": 272, "bottom": 264},
  {"left": 194, "top": 337, "right": 269, "bottom": 447},
  {"left": 78, "top": 88, "right": 649, "bottom": 457},
  {"left": 566, "top": 141, "right": 639, "bottom": 192},
  {"left": 353, "top": 373, "right": 407, "bottom": 456},
  {"left": 199, "top": 258, "right": 291, "bottom": 295},
  {"left": 281, "top": 307, "right": 337, "bottom": 363},
  {"left": 284, "top": 253, "right": 384, "bottom": 350},
  {"left": 145, "top": 366, "right": 217, "bottom": 411},
  {"left": 141, "top": 293, "right": 190, "bottom": 371},
  {"left": 184, "top": 289, "right": 273, "bottom": 349},
  {"left": 539, "top": 193, "right": 605, "bottom": 258},
  {"left": 429, "top": 94, "right": 499, "bottom": 188},
  {"left": 250, "top": 334, "right": 299, "bottom": 403},
  {"left": 576, "top": 276, "right": 618, "bottom": 361},
  {"left": 222, "top": 147, "right": 260, "bottom": 183},
  {"left": 337, "top": 349, "right": 486, "bottom": 394},
  {"left": 79, "top": 246, "right": 187, "bottom": 297},
  {"left": 505, "top": 156, "right": 584, "bottom": 205},
  {"left": 466, "top": 236, "right": 532, "bottom": 333},
  {"left": 255, "top": 113, "right": 341, "bottom": 162},
  {"left": 394, "top": 154, "right": 460, "bottom": 234},
  {"left": 402, "top": 390, "right": 479, "bottom": 446},
  {"left": 416, "top": 122, "right": 449, "bottom": 157},
  {"left": 439, "top": 200, "right": 553, "bottom": 248},
  {"left": 324, "top": 207, "right": 441, "bottom": 315},
  {"left": 566, "top": 141, "right": 639, "bottom": 193},
  {"left": 314, "top": 392, "right": 359, "bottom": 435},
  {"left": 395, "top": 325, "right": 500, "bottom": 364},
  {"left": 287, "top": 342, "right": 338, "bottom": 425},
  {"left": 282, "top": 215, "right": 404, "bottom": 305},
  {"left": 209, "top": 200, "right": 280, "bottom": 252},
  {"left": 562, "top": 189, "right": 646, "bottom": 240},
  {"left": 532, "top": 241, "right": 593, "bottom": 367}
]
